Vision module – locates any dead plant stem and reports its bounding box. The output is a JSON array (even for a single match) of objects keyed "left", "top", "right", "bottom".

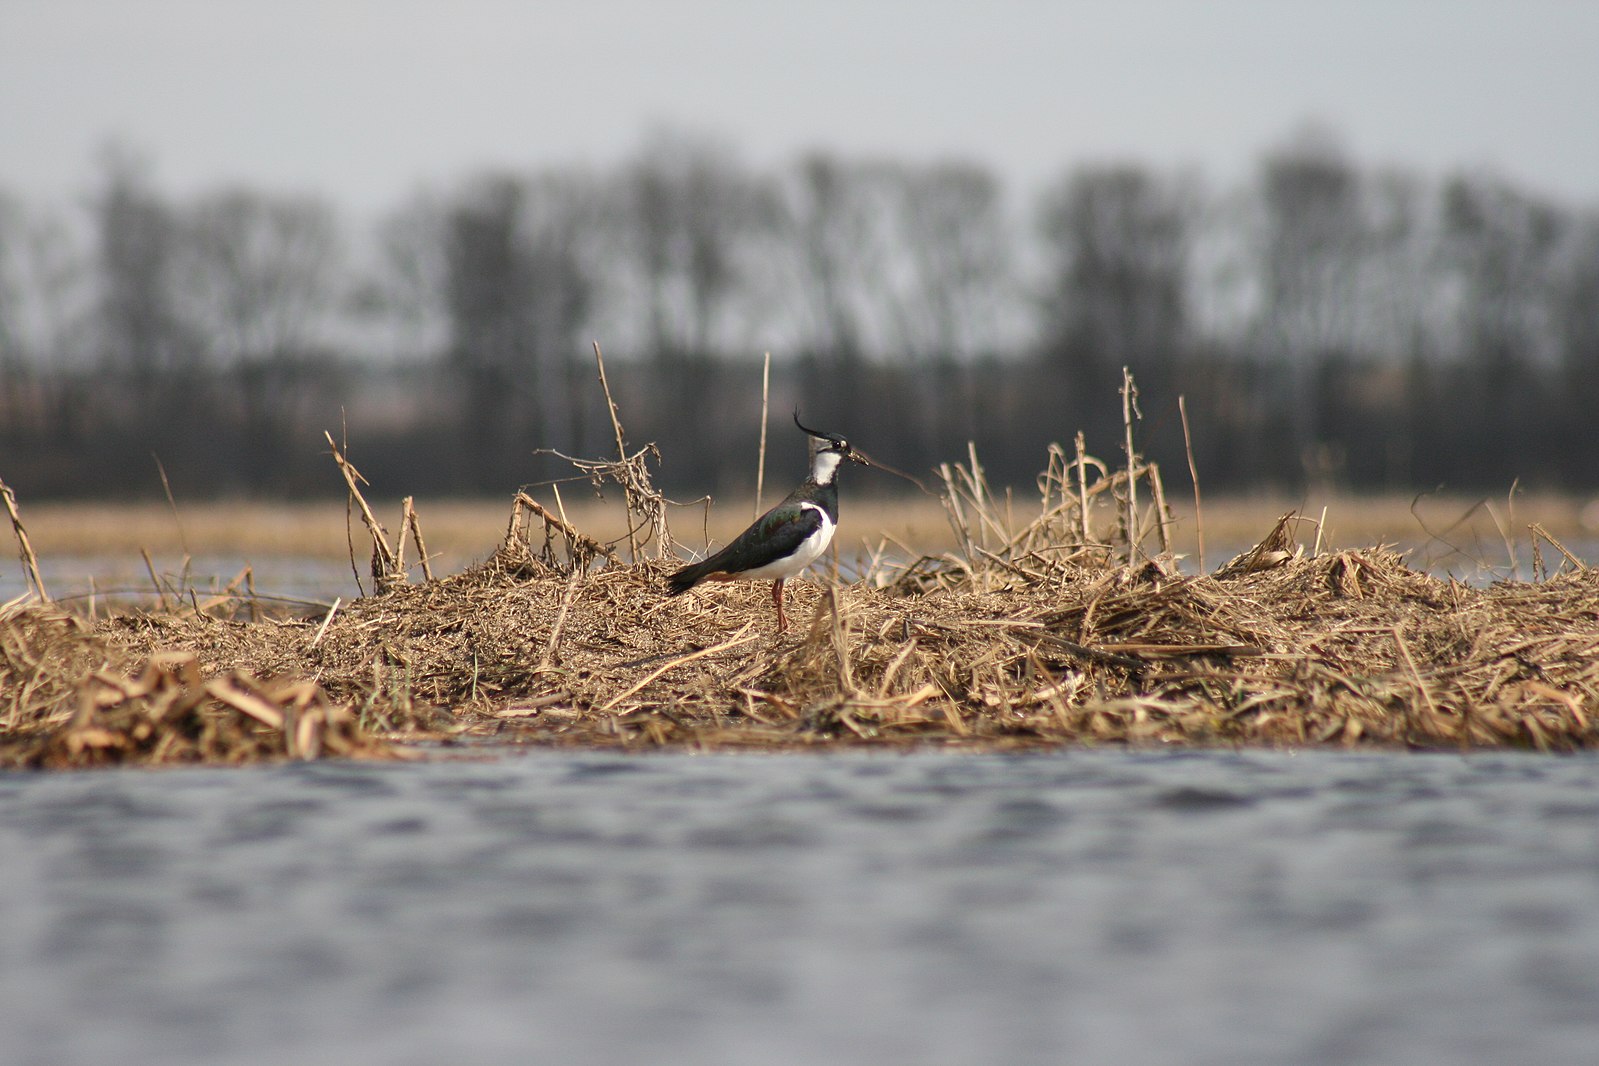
[
  {"left": 403, "top": 497, "right": 434, "bottom": 581},
  {"left": 592, "top": 341, "right": 638, "bottom": 560},
  {"left": 756, "top": 351, "right": 771, "bottom": 518},
  {"left": 1074, "top": 432, "right": 1091, "bottom": 545},
  {"left": 140, "top": 548, "right": 169, "bottom": 611},
  {"left": 0, "top": 479, "right": 47, "bottom": 601},
  {"left": 600, "top": 622, "right": 758, "bottom": 712},
  {"left": 1120, "top": 367, "right": 1140, "bottom": 564},
  {"left": 1179, "top": 395, "right": 1204, "bottom": 572},
  {"left": 324, "top": 431, "right": 398, "bottom": 590}
]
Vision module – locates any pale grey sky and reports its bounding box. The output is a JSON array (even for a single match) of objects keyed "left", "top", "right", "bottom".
[{"left": 4, "top": 0, "right": 1597, "bottom": 214}]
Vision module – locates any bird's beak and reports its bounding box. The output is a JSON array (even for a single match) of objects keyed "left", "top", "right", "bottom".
[{"left": 850, "top": 448, "right": 931, "bottom": 493}]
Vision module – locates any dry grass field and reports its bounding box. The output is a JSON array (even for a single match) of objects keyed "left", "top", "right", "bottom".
[
  {"left": 6, "top": 434, "right": 1599, "bottom": 769},
  {"left": 14, "top": 487, "right": 1594, "bottom": 575}
]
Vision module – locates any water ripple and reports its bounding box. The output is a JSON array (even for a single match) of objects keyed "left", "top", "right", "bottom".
[{"left": 0, "top": 749, "right": 1596, "bottom": 1066}]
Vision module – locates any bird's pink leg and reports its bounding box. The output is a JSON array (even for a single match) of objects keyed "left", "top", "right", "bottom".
[{"left": 773, "top": 578, "right": 787, "bottom": 632}]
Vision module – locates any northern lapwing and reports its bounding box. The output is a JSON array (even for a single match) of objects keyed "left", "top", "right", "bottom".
[{"left": 666, "top": 413, "right": 870, "bottom": 632}]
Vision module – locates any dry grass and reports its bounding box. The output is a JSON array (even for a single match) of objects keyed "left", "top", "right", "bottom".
[
  {"left": 15, "top": 491, "right": 1592, "bottom": 577},
  {"left": 0, "top": 604, "right": 389, "bottom": 769},
  {"left": 57, "top": 499, "right": 1599, "bottom": 760},
  {"left": 5, "top": 368, "right": 1599, "bottom": 768},
  {"left": 7, "top": 475, "right": 1598, "bottom": 766}
]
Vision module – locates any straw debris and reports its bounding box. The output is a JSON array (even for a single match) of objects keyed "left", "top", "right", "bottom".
[
  {"left": 1, "top": 603, "right": 386, "bottom": 769},
  {"left": 57, "top": 483, "right": 1599, "bottom": 759},
  {"left": 4, "top": 369, "right": 1599, "bottom": 766}
]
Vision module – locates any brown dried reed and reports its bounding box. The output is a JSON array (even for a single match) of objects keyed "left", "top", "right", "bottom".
[
  {"left": 0, "top": 603, "right": 387, "bottom": 769},
  {"left": 4, "top": 368, "right": 1598, "bottom": 767}
]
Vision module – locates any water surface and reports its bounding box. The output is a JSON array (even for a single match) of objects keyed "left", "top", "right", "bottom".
[{"left": 2, "top": 749, "right": 1596, "bottom": 1065}]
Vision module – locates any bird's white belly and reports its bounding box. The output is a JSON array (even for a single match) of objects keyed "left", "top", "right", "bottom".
[{"left": 738, "top": 504, "right": 835, "bottom": 580}]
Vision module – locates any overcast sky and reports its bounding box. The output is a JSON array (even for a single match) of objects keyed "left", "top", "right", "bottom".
[{"left": 4, "top": 0, "right": 1597, "bottom": 216}]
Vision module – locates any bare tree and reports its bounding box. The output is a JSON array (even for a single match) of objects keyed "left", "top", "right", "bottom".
[
  {"left": 516, "top": 171, "right": 602, "bottom": 453},
  {"left": 1, "top": 195, "right": 90, "bottom": 366},
  {"left": 444, "top": 176, "right": 532, "bottom": 485},
  {"left": 0, "top": 193, "right": 99, "bottom": 451},
  {"left": 873, "top": 160, "right": 1016, "bottom": 453},
  {"left": 1555, "top": 218, "right": 1599, "bottom": 380},
  {"left": 0, "top": 193, "right": 22, "bottom": 389},
  {"left": 771, "top": 152, "right": 900, "bottom": 432},
  {"left": 180, "top": 188, "right": 342, "bottom": 363},
  {"left": 442, "top": 171, "right": 597, "bottom": 487},
  {"left": 617, "top": 130, "right": 774, "bottom": 364},
  {"left": 177, "top": 186, "right": 344, "bottom": 486},
  {"left": 1436, "top": 173, "right": 1567, "bottom": 481},
  {"left": 884, "top": 161, "right": 1013, "bottom": 362},
  {"left": 1248, "top": 126, "right": 1370, "bottom": 474},
  {"left": 91, "top": 147, "right": 193, "bottom": 390},
  {"left": 1440, "top": 174, "right": 1563, "bottom": 377},
  {"left": 1256, "top": 127, "right": 1364, "bottom": 362},
  {"left": 1038, "top": 162, "right": 1194, "bottom": 414},
  {"left": 363, "top": 189, "right": 452, "bottom": 362},
  {"left": 783, "top": 153, "right": 877, "bottom": 363}
]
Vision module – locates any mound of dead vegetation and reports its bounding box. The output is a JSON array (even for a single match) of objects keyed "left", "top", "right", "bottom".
[
  {"left": 4, "top": 368, "right": 1598, "bottom": 767},
  {"left": 0, "top": 603, "right": 386, "bottom": 769},
  {"left": 36, "top": 455, "right": 1599, "bottom": 763},
  {"left": 108, "top": 540, "right": 1599, "bottom": 755}
]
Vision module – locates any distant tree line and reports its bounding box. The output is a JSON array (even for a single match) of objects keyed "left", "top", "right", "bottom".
[{"left": 2, "top": 126, "right": 1597, "bottom": 501}]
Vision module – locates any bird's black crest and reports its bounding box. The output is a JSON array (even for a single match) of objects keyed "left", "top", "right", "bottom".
[{"left": 793, "top": 409, "right": 848, "bottom": 448}]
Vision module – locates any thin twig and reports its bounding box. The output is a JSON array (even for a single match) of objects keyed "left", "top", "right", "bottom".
[
  {"left": 1393, "top": 623, "right": 1437, "bottom": 744},
  {"left": 324, "top": 431, "right": 398, "bottom": 591},
  {"left": 393, "top": 500, "right": 408, "bottom": 577},
  {"left": 311, "top": 597, "right": 342, "bottom": 647},
  {"left": 827, "top": 588, "right": 856, "bottom": 695},
  {"left": 1505, "top": 478, "right": 1521, "bottom": 573},
  {"left": 593, "top": 341, "right": 638, "bottom": 560},
  {"left": 756, "top": 350, "right": 771, "bottom": 518},
  {"left": 403, "top": 497, "right": 434, "bottom": 581},
  {"left": 600, "top": 622, "right": 758, "bottom": 712},
  {"left": 150, "top": 453, "right": 195, "bottom": 594},
  {"left": 1483, "top": 501, "right": 1518, "bottom": 581},
  {"left": 140, "top": 548, "right": 170, "bottom": 611},
  {"left": 509, "top": 492, "right": 621, "bottom": 565},
  {"left": 1178, "top": 395, "right": 1204, "bottom": 573},
  {"left": 152, "top": 453, "right": 190, "bottom": 559},
  {"left": 337, "top": 418, "right": 365, "bottom": 597},
  {"left": 939, "top": 462, "right": 974, "bottom": 563},
  {"left": 1119, "top": 367, "right": 1140, "bottom": 564},
  {"left": 539, "top": 570, "right": 584, "bottom": 670},
  {"left": 967, "top": 441, "right": 988, "bottom": 549},
  {"left": 552, "top": 482, "right": 571, "bottom": 531},
  {"left": 1528, "top": 523, "right": 1585, "bottom": 573},
  {"left": 1074, "top": 432, "right": 1091, "bottom": 546},
  {"left": 0, "top": 478, "right": 48, "bottom": 602},
  {"left": 1148, "top": 461, "right": 1172, "bottom": 555}
]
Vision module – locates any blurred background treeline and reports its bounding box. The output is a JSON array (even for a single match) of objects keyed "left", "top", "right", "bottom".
[{"left": 3, "top": 125, "right": 1597, "bottom": 501}]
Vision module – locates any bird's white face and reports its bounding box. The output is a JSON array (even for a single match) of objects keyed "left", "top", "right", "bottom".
[
  {"left": 803, "top": 426, "right": 867, "bottom": 484},
  {"left": 810, "top": 445, "right": 845, "bottom": 485}
]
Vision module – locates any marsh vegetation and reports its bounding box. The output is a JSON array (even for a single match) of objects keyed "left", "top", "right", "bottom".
[{"left": 5, "top": 369, "right": 1596, "bottom": 769}]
